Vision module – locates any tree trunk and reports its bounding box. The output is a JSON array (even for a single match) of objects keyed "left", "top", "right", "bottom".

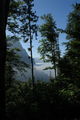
[
  {"left": 28, "top": 3, "right": 35, "bottom": 89},
  {"left": 51, "top": 43, "right": 57, "bottom": 79},
  {"left": 0, "top": 0, "right": 10, "bottom": 119}
]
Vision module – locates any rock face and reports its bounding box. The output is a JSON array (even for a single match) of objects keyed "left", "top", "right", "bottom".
[
  {"left": 9, "top": 40, "right": 31, "bottom": 65},
  {"left": 8, "top": 40, "right": 54, "bottom": 82}
]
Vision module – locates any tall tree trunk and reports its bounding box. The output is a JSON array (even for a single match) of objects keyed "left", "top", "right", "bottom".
[
  {"left": 28, "top": 2, "right": 35, "bottom": 89},
  {"left": 51, "top": 43, "right": 57, "bottom": 79},
  {"left": 56, "top": 38, "right": 60, "bottom": 76},
  {"left": 0, "top": 0, "right": 10, "bottom": 119},
  {"left": 53, "top": 53, "right": 57, "bottom": 79}
]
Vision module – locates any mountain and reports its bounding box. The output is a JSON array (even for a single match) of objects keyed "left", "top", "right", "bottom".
[
  {"left": 8, "top": 39, "right": 31, "bottom": 65},
  {"left": 8, "top": 40, "right": 54, "bottom": 82}
]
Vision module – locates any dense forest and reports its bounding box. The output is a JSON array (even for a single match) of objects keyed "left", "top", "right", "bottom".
[{"left": 0, "top": 0, "right": 80, "bottom": 120}]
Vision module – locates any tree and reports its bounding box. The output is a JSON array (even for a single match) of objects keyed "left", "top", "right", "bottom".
[
  {"left": 38, "top": 14, "right": 60, "bottom": 78},
  {"left": 59, "top": 3, "right": 80, "bottom": 86},
  {"left": 20, "top": 0, "right": 38, "bottom": 88},
  {"left": 66, "top": 3, "right": 80, "bottom": 85},
  {"left": 66, "top": 3, "right": 80, "bottom": 40},
  {"left": 0, "top": 0, "right": 10, "bottom": 119},
  {"left": 6, "top": 0, "right": 37, "bottom": 90}
]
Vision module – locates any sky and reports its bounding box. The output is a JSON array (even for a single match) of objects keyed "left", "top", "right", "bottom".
[{"left": 21, "top": 0, "right": 80, "bottom": 58}]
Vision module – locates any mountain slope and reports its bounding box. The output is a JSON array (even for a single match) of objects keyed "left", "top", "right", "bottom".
[{"left": 8, "top": 40, "right": 54, "bottom": 82}]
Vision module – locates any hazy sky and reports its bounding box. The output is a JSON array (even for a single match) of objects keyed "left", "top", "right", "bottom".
[{"left": 21, "top": 0, "right": 80, "bottom": 58}]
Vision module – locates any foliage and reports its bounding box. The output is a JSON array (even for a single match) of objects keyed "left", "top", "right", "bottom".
[
  {"left": 22, "top": 0, "right": 38, "bottom": 87},
  {"left": 5, "top": 36, "right": 29, "bottom": 90},
  {"left": 6, "top": 80, "right": 80, "bottom": 120},
  {"left": 6, "top": 0, "right": 31, "bottom": 89},
  {"left": 8, "top": 0, "right": 38, "bottom": 86},
  {"left": 59, "top": 3, "right": 80, "bottom": 87},
  {"left": 38, "top": 14, "right": 60, "bottom": 78},
  {"left": 66, "top": 3, "right": 80, "bottom": 40},
  {"left": 20, "top": 0, "right": 38, "bottom": 42},
  {"left": 6, "top": 2, "right": 80, "bottom": 120}
]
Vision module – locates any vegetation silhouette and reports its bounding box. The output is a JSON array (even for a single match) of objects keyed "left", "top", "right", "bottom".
[{"left": 0, "top": 0, "right": 80, "bottom": 120}]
